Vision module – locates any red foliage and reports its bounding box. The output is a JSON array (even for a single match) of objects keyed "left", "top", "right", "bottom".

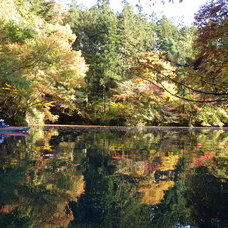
[
  {"left": 146, "top": 162, "right": 159, "bottom": 171},
  {"left": 190, "top": 151, "right": 213, "bottom": 168},
  {"left": 0, "top": 204, "right": 19, "bottom": 214},
  {"left": 147, "top": 84, "right": 163, "bottom": 96},
  {"left": 113, "top": 94, "right": 129, "bottom": 101}
]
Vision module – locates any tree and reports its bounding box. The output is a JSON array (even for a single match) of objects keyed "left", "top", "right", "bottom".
[
  {"left": 66, "top": 1, "right": 156, "bottom": 123},
  {"left": 66, "top": 1, "right": 120, "bottom": 102},
  {"left": 131, "top": 0, "right": 228, "bottom": 103},
  {"left": 0, "top": 0, "right": 87, "bottom": 124},
  {"left": 155, "top": 16, "right": 196, "bottom": 64},
  {"left": 112, "top": 50, "right": 228, "bottom": 126},
  {"left": 190, "top": 0, "right": 228, "bottom": 100},
  {"left": 117, "top": 2, "right": 156, "bottom": 78}
]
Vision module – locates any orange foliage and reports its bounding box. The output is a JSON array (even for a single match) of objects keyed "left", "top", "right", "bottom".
[{"left": 190, "top": 152, "right": 213, "bottom": 167}]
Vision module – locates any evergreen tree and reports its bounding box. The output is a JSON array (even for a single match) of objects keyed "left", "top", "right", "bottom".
[
  {"left": 155, "top": 16, "right": 196, "bottom": 63},
  {"left": 117, "top": 2, "right": 156, "bottom": 78},
  {"left": 67, "top": 1, "right": 120, "bottom": 104}
]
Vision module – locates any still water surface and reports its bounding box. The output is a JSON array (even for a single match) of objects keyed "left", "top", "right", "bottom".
[{"left": 0, "top": 127, "right": 227, "bottom": 228}]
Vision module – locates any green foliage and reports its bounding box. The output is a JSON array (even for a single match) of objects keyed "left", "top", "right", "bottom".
[
  {"left": 29, "top": 0, "right": 57, "bottom": 23},
  {"left": 66, "top": 1, "right": 156, "bottom": 122},
  {"left": 66, "top": 2, "right": 121, "bottom": 98},
  {"left": 194, "top": 105, "right": 228, "bottom": 127},
  {"left": 93, "top": 101, "right": 133, "bottom": 125},
  {"left": 155, "top": 16, "right": 196, "bottom": 63},
  {"left": 2, "top": 20, "right": 37, "bottom": 44},
  {"left": 118, "top": 3, "right": 156, "bottom": 77}
]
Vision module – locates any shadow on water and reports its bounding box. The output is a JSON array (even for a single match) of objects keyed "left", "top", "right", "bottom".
[{"left": 0, "top": 127, "right": 227, "bottom": 228}]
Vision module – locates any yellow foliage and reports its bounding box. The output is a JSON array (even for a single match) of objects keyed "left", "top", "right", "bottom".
[
  {"left": 138, "top": 180, "right": 174, "bottom": 205},
  {"left": 162, "top": 81, "right": 179, "bottom": 101},
  {"left": 137, "top": 51, "right": 176, "bottom": 79},
  {"left": 0, "top": 0, "right": 18, "bottom": 21},
  {"left": 0, "top": 0, "right": 88, "bottom": 123},
  {"left": 159, "top": 155, "right": 179, "bottom": 171}
]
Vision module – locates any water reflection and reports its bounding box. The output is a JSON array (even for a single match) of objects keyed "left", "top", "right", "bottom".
[
  {"left": 0, "top": 127, "right": 227, "bottom": 228},
  {"left": 0, "top": 132, "right": 29, "bottom": 144}
]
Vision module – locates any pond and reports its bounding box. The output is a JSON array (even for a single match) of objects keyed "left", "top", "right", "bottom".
[{"left": 0, "top": 126, "right": 227, "bottom": 228}]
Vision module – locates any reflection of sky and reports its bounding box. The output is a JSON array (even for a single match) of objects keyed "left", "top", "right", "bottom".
[
  {"left": 58, "top": 0, "right": 208, "bottom": 26},
  {"left": 0, "top": 135, "right": 6, "bottom": 143}
]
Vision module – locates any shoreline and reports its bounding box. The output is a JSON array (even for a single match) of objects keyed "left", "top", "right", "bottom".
[{"left": 29, "top": 124, "right": 228, "bottom": 130}]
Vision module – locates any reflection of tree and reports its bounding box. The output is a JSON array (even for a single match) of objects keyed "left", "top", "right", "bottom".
[
  {"left": 70, "top": 151, "right": 154, "bottom": 227},
  {"left": 0, "top": 129, "right": 85, "bottom": 228},
  {"left": 138, "top": 180, "right": 175, "bottom": 205},
  {"left": 149, "top": 157, "right": 228, "bottom": 228},
  {"left": 190, "top": 130, "right": 228, "bottom": 180},
  {"left": 0, "top": 128, "right": 227, "bottom": 227},
  {"left": 0, "top": 169, "right": 84, "bottom": 227},
  {"left": 0, "top": 135, "right": 27, "bottom": 168},
  {"left": 184, "top": 166, "right": 228, "bottom": 227},
  {"left": 70, "top": 128, "right": 228, "bottom": 227},
  {"left": 70, "top": 130, "right": 184, "bottom": 227},
  {"left": 114, "top": 154, "right": 179, "bottom": 205}
]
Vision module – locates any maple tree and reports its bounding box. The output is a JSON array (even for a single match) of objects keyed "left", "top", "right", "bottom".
[
  {"left": 173, "top": 1, "right": 227, "bottom": 102},
  {"left": 134, "top": 0, "right": 228, "bottom": 103},
  {"left": 190, "top": 0, "right": 228, "bottom": 100},
  {"left": 0, "top": 0, "right": 87, "bottom": 124}
]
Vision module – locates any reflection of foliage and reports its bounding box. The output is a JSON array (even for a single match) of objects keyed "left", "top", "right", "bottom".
[
  {"left": 70, "top": 160, "right": 154, "bottom": 227},
  {"left": 70, "top": 128, "right": 228, "bottom": 227},
  {"left": 148, "top": 158, "right": 190, "bottom": 228},
  {"left": 0, "top": 128, "right": 227, "bottom": 227},
  {"left": 150, "top": 158, "right": 228, "bottom": 228},
  {"left": 194, "top": 130, "right": 228, "bottom": 179},
  {"left": 0, "top": 128, "right": 85, "bottom": 228},
  {"left": 184, "top": 166, "right": 228, "bottom": 227},
  {"left": 17, "top": 185, "right": 74, "bottom": 228},
  {"left": 207, "top": 157, "right": 228, "bottom": 180}
]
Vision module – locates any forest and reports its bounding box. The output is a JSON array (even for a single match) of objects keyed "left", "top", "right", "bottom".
[{"left": 0, "top": 0, "right": 227, "bottom": 126}]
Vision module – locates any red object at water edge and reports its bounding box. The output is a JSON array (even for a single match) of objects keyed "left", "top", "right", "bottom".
[{"left": 0, "top": 119, "right": 30, "bottom": 132}]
